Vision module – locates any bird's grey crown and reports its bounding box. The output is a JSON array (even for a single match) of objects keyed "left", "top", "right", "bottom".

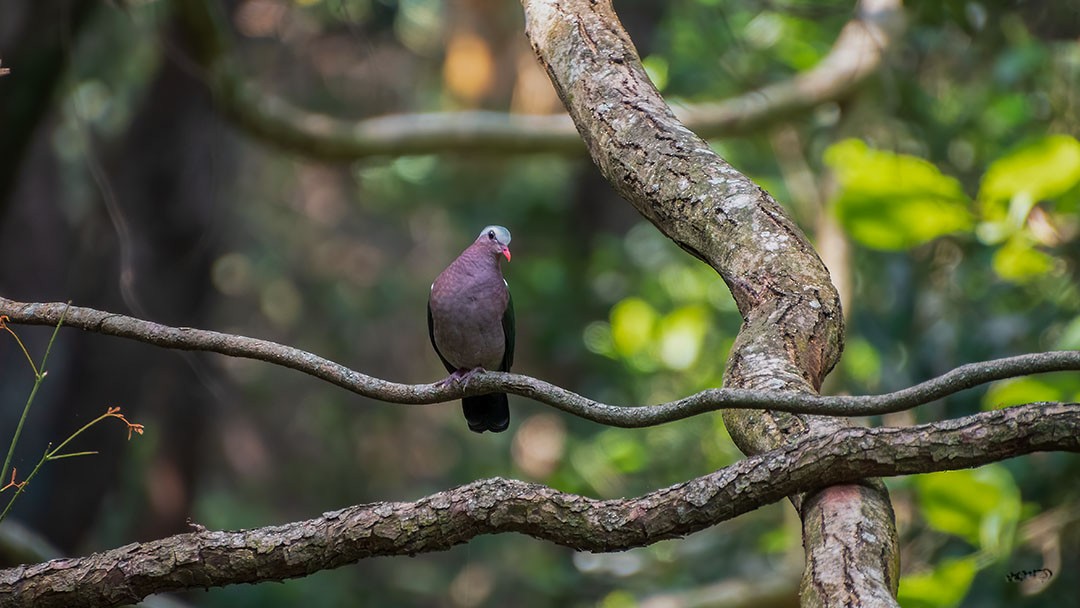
[{"left": 479, "top": 225, "right": 511, "bottom": 245}]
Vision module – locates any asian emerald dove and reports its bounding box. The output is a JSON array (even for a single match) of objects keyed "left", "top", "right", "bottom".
[{"left": 428, "top": 225, "right": 515, "bottom": 433}]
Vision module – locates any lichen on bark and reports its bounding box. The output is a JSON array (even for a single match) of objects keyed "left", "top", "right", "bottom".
[{"left": 520, "top": 1, "right": 897, "bottom": 605}]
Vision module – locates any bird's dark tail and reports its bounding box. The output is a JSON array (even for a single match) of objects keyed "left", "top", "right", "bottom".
[{"left": 462, "top": 393, "right": 509, "bottom": 433}]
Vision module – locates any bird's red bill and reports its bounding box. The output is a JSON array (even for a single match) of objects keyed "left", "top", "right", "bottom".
[{"left": 503, "top": 248, "right": 512, "bottom": 262}]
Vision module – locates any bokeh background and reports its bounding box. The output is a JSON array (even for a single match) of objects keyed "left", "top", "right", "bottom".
[{"left": 1, "top": 1, "right": 1078, "bottom": 606}]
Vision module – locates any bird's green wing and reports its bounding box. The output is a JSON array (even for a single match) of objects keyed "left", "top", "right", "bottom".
[
  {"left": 501, "top": 290, "right": 515, "bottom": 372},
  {"left": 428, "top": 300, "right": 456, "bottom": 374}
]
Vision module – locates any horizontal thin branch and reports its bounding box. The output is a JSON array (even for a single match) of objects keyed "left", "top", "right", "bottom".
[
  {"left": 1, "top": 298, "right": 1078, "bottom": 425},
  {"left": 168, "top": 0, "right": 902, "bottom": 160},
  {"left": 2, "top": 401, "right": 1077, "bottom": 608}
]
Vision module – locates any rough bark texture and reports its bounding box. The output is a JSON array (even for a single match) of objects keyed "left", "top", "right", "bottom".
[
  {"left": 518, "top": 0, "right": 899, "bottom": 605},
  {"left": 4, "top": 0, "right": 1079, "bottom": 606},
  {"left": 2, "top": 401, "right": 1077, "bottom": 608}
]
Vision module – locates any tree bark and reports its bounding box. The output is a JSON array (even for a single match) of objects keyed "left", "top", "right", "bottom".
[
  {"left": 2, "top": 401, "right": 1076, "bottom": 608},
  {"left": 5, "top": 0, "right": 1079, "bottom": 606},
  {"left": 517, "top": 0, "right": 899, "bottom": 605}
]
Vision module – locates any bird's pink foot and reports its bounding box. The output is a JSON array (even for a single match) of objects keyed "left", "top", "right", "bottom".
[
  {"left": 459, "top": 367, "right": 486, "bottom": 386},
  {"left": 438, "top": 367, "right": 486, "bottom": 387}
]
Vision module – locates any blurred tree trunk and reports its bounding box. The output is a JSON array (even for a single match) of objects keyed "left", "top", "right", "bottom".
[
  {"left": 0, "top": 0, "right": 96, "bottom": 207},
  {"left": 0, "top": 12, "right": 231, "bottom": 552}
]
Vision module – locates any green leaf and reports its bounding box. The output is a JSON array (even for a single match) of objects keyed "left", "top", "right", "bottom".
[
  {"left": 984, "top": 373, "right": 1080, "bottom": 409},
  {"left": 976, "top": 135, "right": 1080, "bottom": 244},
  {"left": 825, "top": 139, "right": 973, "bottom": 250},
  {"left": 983, "top": 377, "right": 1064, "bottom": 409},
  {"left": 898, "top": 556, "right": 979, "bottom": 608},
  {"left": 47, "top": 450, "right": 99, "bottom": 460},
  {"left": 979, "top": 135, "right": 1080, "bottom": 208},
  {"left": 991, "top": 236, "right": 1055, "bottom": 282},
  {"left": 915, "top": 465, "right": 1020, "bottom": 556},
  {"left": 610, "top": 297, "right": 657, "bottom": 357}
]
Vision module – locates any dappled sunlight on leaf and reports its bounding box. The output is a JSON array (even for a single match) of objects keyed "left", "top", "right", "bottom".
[
  {"left": 568, "top": 436, "right": 625, "bottom": 498},
  {"left": 610, "top": 297, "right": 658, "bottom": 358},
  {"left": 976, "top": 136, "right": 1080, "bottom": 251},
  {"left": 979, "top": 135, "right": 1080, "bottom": 212},
  {"left": 990, "top": 236, "right": 1056, "bottom": 282},
  {"left": 825, "top": 139, "right": 973, "bottom": 250}
]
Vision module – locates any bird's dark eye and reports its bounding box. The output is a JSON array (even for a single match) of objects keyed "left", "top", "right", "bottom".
[{"left": 488, "top": 230, "right": 495, "bottom": 240}]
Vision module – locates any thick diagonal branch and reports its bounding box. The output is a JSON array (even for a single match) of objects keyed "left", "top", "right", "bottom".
[
  {"left": 2, "top": 402, "right": 1077, "bottom": 608},
  {"left": 2, "top": 298, "right": 1078, "bottom": 425},
  {"left": 520, "top": 1, "right": 903, "bottom": 606}
]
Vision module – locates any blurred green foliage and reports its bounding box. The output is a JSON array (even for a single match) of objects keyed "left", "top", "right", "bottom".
[
  {"left": 916, "top": 466, "right": 1021, "bottom": 554},
  {"left": 9, "top": 0, "right": 1079, "bottom": 606},
  {"left": 898, "top": 556, "right": 979, "bottom": 608},
  {"left": 826, "top": 138, "right": 974, "bottom": 250}
]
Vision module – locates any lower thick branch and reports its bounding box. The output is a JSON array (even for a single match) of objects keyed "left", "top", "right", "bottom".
[{"left": 2, "top": 402, "right": 1078, "bottom": 608}]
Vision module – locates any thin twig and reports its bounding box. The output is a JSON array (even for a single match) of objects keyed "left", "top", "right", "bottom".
[
  {"left": 0, "top": 306, "right": 68, "bottom": 489},
  {"left": 0, "top": 406, "right": 143, "bottom": 523}
]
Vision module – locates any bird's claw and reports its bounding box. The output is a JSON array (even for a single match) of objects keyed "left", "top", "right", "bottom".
[{"left": 438, "top": 367, "right": 486, "bottom": 388}]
